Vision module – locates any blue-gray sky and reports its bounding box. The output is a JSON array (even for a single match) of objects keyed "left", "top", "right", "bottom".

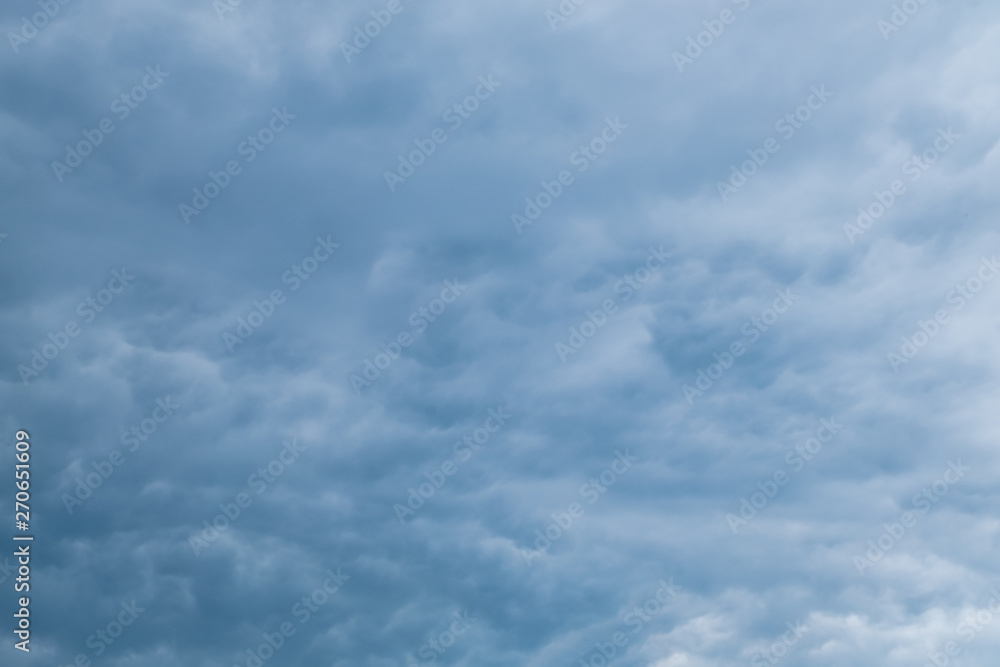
[{"left": 2, "top": 0, "right": 1000, "bottom": 665}]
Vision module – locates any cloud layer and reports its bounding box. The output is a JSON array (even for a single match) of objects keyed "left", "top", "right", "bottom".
[{"left": 2, "top": 0, "right": 1000, "bottom": 665}]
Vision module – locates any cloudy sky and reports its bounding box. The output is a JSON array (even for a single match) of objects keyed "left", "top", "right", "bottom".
[{"left": 2, "top": 0, "right": 1000, "bottom": 665}]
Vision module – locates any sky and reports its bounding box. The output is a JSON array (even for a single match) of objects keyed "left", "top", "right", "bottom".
[{"left": 2, "top": 0, "right": 1000, "bottom": 665}]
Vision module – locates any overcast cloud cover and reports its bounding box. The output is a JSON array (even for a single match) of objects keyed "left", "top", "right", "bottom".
[{"left": 2, "top": 0, "right": 1000, "bottom": 665}]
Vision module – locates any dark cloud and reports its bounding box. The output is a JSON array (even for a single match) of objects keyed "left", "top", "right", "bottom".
[{"left": 2, "top": 0, "right": 1000, "bottom": 665}]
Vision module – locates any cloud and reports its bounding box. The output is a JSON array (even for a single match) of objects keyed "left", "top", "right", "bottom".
[{"left": 2, "top": 0, "right": 1000, "bottom": 665}]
